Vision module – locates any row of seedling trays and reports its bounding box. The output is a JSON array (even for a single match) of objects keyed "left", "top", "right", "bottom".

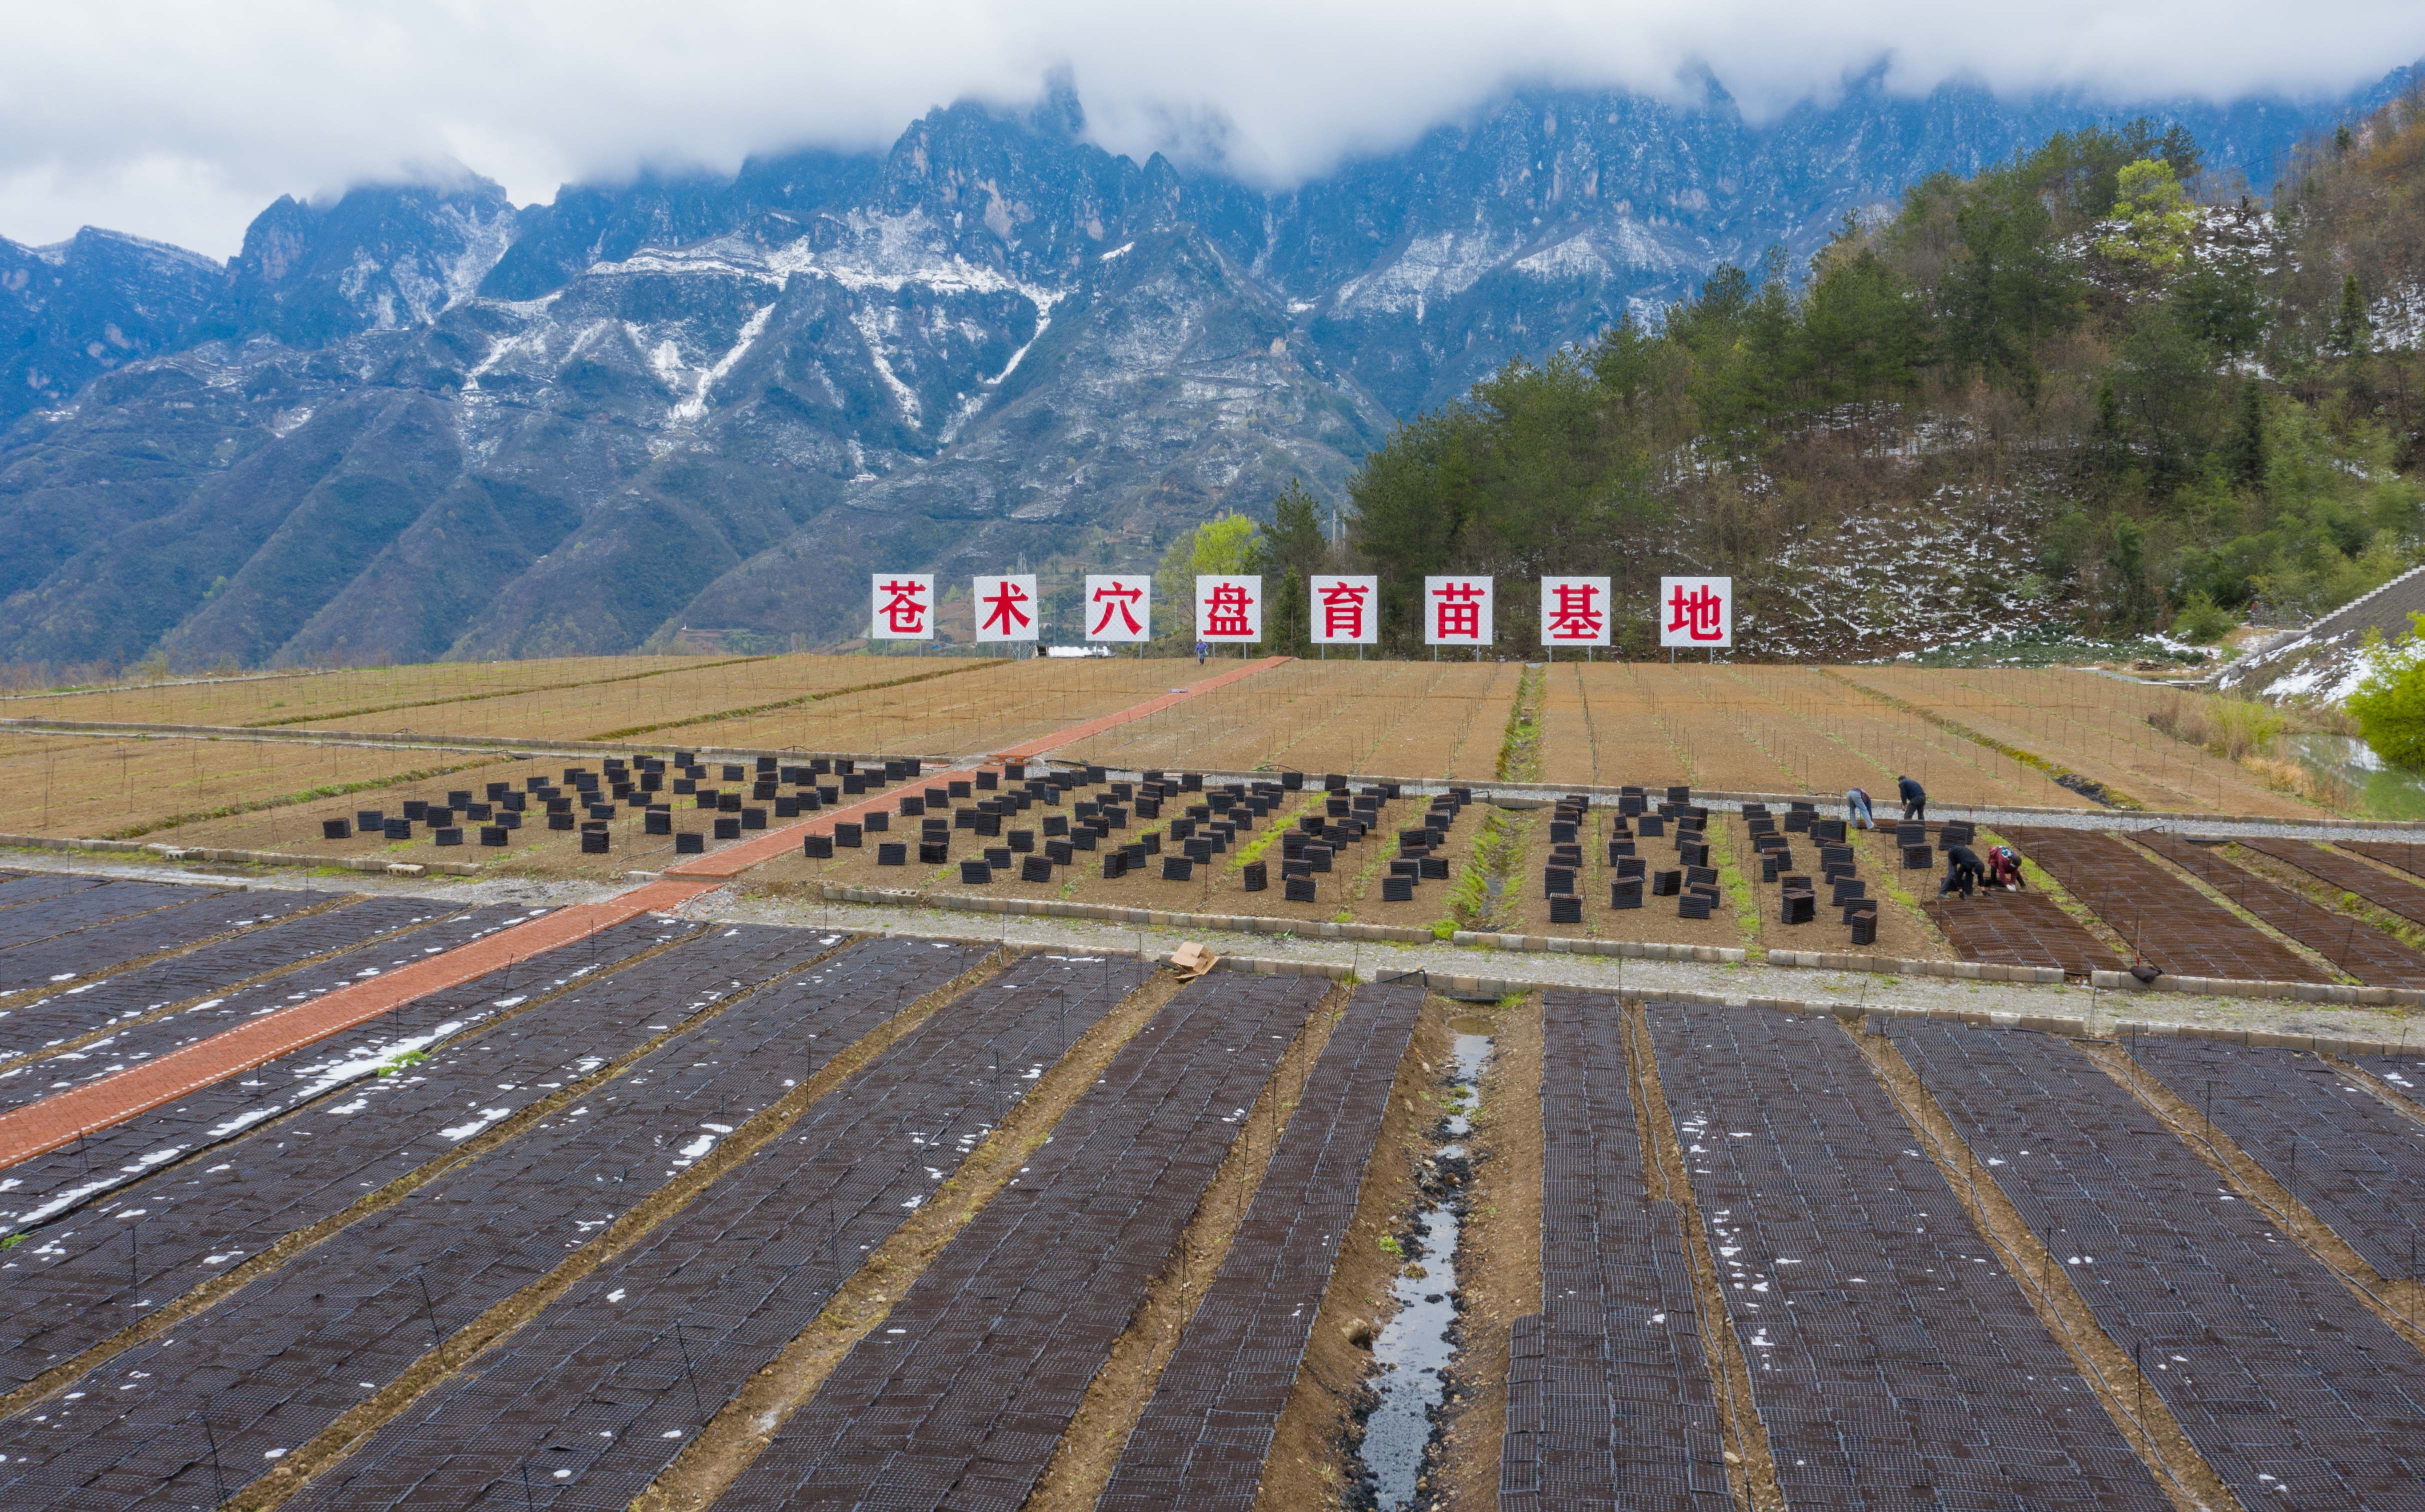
[{"left": 318, "top": 750, "right": 926, "bottom": 855}]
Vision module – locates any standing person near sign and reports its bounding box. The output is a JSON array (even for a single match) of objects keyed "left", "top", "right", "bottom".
[
  {"left": 1845, "top": 787, "right": 1876, "bottom": 830},
  {"left": 1897, "top": 774, "right": 1926, "bottom": 824},
  {"left": 1194, "top": 639, "right": 1208, "bottom": 666}
]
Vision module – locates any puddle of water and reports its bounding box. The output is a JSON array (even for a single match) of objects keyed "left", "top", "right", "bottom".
[
  {"left": 2288, "top": 733, "right": 2425, "bottom": 820},
  {"left": 1358, "top": 1032, "right": 1491, "bottom": 1511}
]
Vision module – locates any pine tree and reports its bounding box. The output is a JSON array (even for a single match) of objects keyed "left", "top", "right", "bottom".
[
  {"left": 2330, "top": 272, "right": 2371, "bottom": 356},
  {"left": 1254, "top": 480, "right": 1330, "bottom": 656},
  {"left": 2224, "top": 381, "right": 2267, "bottom": 488},
  {"left": 2093, "top": 378, "right": 2127, "bottom": 472}
]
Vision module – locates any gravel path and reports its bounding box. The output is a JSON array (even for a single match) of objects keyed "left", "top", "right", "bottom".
[{"left": 5, "top": 850, "right": 2415, "bottom": 1050}]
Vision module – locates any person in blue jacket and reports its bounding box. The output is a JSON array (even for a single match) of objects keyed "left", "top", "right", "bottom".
[{"left": 1897, "top": 774, "right": 1926, "bottom": 824}]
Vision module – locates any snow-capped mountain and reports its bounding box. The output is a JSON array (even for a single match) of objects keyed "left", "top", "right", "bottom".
[{"left": 0, "top": 71, "right": 2401, "bottom": 666}]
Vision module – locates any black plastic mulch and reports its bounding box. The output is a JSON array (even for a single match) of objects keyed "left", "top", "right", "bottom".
[
  {"left": 0, "top": 874, "right": 108, "bottom": 916},
  {"left": 1649, "top": 1006, "right": 2167, "bottom": 1512},
  {"left": 0, "top": 924, "right": 877, "bottom": 1512},
  {"left": 1500, "top": 992, "right": 1730, "bottom": 1512},
  {"left": 0, "top": 886, "right": 318, "bottom": 996},
  {"left": 1895, "top": 1020, "right": 2425, "bottom": 1510},
  {"left": 0, "top": 902, "right": 538, "bottom": 1114},
  {"left": 289, "top": 950, "right": 1147, "bottom": 1510},
  {"left": 0, "top": 914, "right": 699, "bottom": 1392},
  {"left": 2128, "top": 1038, "right": 2425, "bottom": 1283},
  {"left": 0, "top": 880, "right": 208, "bottom": 952},
  {"left": 0, "top": 894, "right": 456, "bottom": 1067},
  {"left": 1100, "top": 978, "right": 1423, "bottom": 1512},
  {"left": 718, "top": 972, "right": 1329, "bottom": 1512}
]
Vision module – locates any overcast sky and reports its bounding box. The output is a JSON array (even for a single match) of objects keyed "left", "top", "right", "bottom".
[{"left": 6, "top": 1, "right": 2421, "bottom": 258}]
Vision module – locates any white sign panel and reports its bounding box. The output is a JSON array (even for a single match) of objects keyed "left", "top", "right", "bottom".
[
  {"left": 1540, "top": 576, "right": 1612, "bottom": 647},
  {"left": 1658, "top": 575, "right": 1734, "bottom": 648},
  {"left": 1195, "top": 574, "right": 1263, "bottom": 642},
  {"left": 972, "top": 574, "right": 1040, "bottom": 642},
  {"left": 1309, "top": 574, "right": 1379, "bottom": 645},
  {"left": 1423, "top": 575, "right": 1494, "bottom": 646},
  {"left": 1084, "top": 574, "right": 1152, "bottom": 642},
  {"left": 871, "top": 573, "right": 935, "bottom": 640}
]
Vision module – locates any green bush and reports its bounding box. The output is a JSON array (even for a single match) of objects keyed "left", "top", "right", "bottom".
[
  {"left": 2169, "top": 590, "right": 2235, "bottom": 644},
  {"left": 2346, "top": 616, "right": 2425, "bottom": 770}
]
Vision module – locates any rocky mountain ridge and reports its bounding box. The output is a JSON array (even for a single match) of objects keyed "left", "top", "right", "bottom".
[{"left": 0, "top": 69, "right": 2407, "bottom": 668}]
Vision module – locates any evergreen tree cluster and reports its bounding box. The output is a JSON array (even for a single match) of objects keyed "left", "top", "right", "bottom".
[{"left": 1236, "top": 97, "right": 2425, "bottom": 656}]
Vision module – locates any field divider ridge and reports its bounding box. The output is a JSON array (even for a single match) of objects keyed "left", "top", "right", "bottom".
[
  {"left": 1621, "top": 1000, "right": 1783, "bottom": 1512},
  {"left": 1436, "top": 991, "right": 1540, "bottom": 1512},
  {"left": 0, "top": 893, "right": 444, "bottom": 1078},
  {"left": 2324, "top": 1054, "right": 2425, "bottom": 1128},
  {"left": 0, "top": 831, "right": 486, "bottom": 876},
  {"left": 632, "top": 958, "right": 1196, "bottom": 1512},
  {"left": 0, "top": 887, "right": 357, "bottom": 1020},
  {"left": 582, "top": 654, "right": 1002, "bottom": 740},
  {"left": 247, "top": 938, "right": 1016, "bottom": 1510},
  {"left": 1845, "top": 1022, "right": 2239, "bottom": 1512},
  {"left": 240, "top": 652, "right": 776, "bottom": 728},
  {"left": 0, "top": 876, "right": 720, "bottom": 1167},
  {"left": 1025, "top": 976, "right": 1360, "bottom": 1511},
  {"left": 0, "top": 718, "right": 961, "bottom": 764},
  {"left": 2082, "top": 1039, "right": 2425, "bottom": 1350},
  {"left": 0, "top": 918, "right": 821, "bottom": 1422},
  {"left": 0, "top": 914, "right": 705, "bottom": 1256}
]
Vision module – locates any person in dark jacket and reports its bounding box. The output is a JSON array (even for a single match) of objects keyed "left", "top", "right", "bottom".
[
  {"left": 1897, "top": 774, "right": 1926, "bottom": 823},
  {"left": 1939, "top": 842, "right": 1983, "bottom": 898}
]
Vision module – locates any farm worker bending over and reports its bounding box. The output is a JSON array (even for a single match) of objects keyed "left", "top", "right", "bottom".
[
  {"left": 1938, "top": 842, "right": 1984, "bottom": 898},
  {"left": 1986, "top": 844, "right": 2026, "bottom": 891},
  {"left": 1845, "top": 788, "right": 1875, "bottom": 830},
  {"left": 1897, "top": 774, "right": 1927, "bottom": 823}
]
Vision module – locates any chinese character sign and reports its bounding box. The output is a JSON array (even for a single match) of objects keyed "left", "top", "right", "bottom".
[
  {"left": 1309, "top": 575, "right": 1378, "bottom": 645},
  {"left": 972, "top": 574, "right": 1039, "bottom": 642},
  {"left": 871, "top": 574, "right": 935, "bottom": 640},
  {"left": 1658, "top": 576, "right": 1733, "bottom": 648},
  {"left": 1423, "top": 576, "right": 1494, "bottom": 646},
  {"left": 1539, "top": 576, "right": 1611, "bottom": 647},
  {"left": 1084, "top": 574, "right": 1151, "bottom": 642},
  {"left": 1195, "top": 575, "right": 1262, "bottom": 642}
]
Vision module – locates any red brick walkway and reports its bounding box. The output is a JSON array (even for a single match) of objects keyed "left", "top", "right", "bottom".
[
  {"left": 0, "top": 656, "right": 1288, "bottom": 1166},
  {"left": 0, "top": 878, "right": 717, "bottom": 1167}
]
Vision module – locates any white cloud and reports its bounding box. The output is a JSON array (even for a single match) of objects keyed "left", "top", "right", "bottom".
[{"left": 2, "top": 0, "right": 2418, "bottom": 258}]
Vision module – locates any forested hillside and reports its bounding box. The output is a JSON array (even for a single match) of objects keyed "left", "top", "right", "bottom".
[
  {"left": 1305, "top": 92, "right": 2425, "bottom": 659},
  {"left": 5, "top": 66, "right": 2408, "bottom": 675}
]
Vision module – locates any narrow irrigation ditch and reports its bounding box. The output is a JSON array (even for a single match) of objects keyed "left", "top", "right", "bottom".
[{"left": 1346, "top": 1012, "right": 1494, "bottom": 1510}]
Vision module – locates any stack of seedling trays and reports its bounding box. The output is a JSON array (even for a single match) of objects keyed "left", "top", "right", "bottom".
[
  {"left": 1641, "top": 788, "right": 1719, "bottom": 920},
  {"left": 1159, "top": 776, "right": 1289, "bottom": 888},
  {"left": 790, "top": 755, "right": 922, "bottom": 861},
  {"left": 1897, "top": 818, "right": 1935, "bottom": 870},
  {"left": 1275, "top": 776, "right": 1398, "bottom": 904},
  {"left": 1542, "top": 794, "right": 1590, "bottom": 924},
  {"left": 1607, "top": 788, "right": 1649, "bottom": 910},
  {"left": 1385, "top": 786, "right": 1467, "bottom": 904}
]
